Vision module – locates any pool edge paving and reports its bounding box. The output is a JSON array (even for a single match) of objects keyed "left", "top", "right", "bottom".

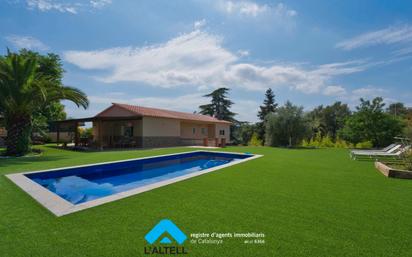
[{"left": 5, "top": 150, "right": 262, "bottom": 217}]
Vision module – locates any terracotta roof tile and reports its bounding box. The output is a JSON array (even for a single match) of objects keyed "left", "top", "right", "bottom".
[{"left": 97, "top": 103, "right": 231, "bottom": 124}]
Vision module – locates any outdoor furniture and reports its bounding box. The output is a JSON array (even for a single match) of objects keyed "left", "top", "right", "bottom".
[
  {"left": 351, "top": 145, "right": 411, "bottom": 160},
  {"left": 350, "top": 144, "right": 401, "bottom": 156}
]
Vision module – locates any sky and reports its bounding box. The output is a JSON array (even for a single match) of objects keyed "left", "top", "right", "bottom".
[{"left": 1, "top": 0, "right": 412, "bottom": 122}]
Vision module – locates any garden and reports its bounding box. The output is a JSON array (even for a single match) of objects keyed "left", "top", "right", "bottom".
[{"left": 2, "top": 145, "right": 412, "bottom": 257}]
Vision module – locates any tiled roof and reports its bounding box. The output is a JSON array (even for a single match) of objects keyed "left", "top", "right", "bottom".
[{"left": 96, "top": 103, "right": 231, "bottom": 124}]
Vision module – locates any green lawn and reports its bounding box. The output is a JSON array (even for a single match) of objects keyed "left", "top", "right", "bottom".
[{"left": 1, "top": 145, "right": 412, "bottom": 257}]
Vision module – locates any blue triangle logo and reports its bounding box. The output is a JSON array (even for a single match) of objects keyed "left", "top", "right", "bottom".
[
  {"left": 160, "top": 236, "right": 172, "bottom": 244},
  {"left": 145, "top": 219, "right": 187, "bottom": 245}
]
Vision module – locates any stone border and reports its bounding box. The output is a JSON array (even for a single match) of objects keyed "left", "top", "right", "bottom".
[
  {"left": 6, "top": 150, "right": 262, "bottom": 217},
  {"left": 374, "top": 162, "right": 412, "bottom": 179}
]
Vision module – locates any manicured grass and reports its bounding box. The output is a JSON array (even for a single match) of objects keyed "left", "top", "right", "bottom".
[{"left": 1, "top": 145, "right": 412, "bottom": 257}]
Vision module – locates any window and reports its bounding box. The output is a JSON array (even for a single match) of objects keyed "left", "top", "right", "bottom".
[
  {"left": 201, "top": 128, "right": 206, "bottom": 135},
  {"left": 122, "top": 125, "right": 134, "bottom": 137},
  {"left": 192, "top": 128, "right": 196, "bottom": 134},
  {"left": 219, "top": 129, "right": 225, "bottom": 135}
]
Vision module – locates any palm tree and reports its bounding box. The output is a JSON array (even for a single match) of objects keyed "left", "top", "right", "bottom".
[{"left": 0, "top": 50, "right": 88, "bottom": 156}]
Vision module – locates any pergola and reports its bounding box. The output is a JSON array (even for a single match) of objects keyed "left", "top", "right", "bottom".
[{"left": 53, "top": 116, "right": 142, "bottom": 147}]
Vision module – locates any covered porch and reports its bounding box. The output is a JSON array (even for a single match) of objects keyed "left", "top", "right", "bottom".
[{"left": 53, "top": 116, "right": 143, "bottom": 149}]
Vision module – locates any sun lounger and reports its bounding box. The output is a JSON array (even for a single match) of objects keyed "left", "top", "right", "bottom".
[
  {"left": 350, "top": 144, "right": 401, "bottom": 155},
  {"left": 352, "top": 145, "right": 410, "bottom": 160}
]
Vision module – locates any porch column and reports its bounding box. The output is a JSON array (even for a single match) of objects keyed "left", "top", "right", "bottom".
[
  {"left": 56, "top": 123, "right": 60, "bottom": 145},
  {"left": 74, "top": 121, "right": 79, "bottom": 146},
  {"left": 98, "top": 120, "right": 103, "bottom": 150}
]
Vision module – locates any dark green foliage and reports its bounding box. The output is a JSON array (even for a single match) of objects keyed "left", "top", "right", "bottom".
[
  {"left": 265, "top": 101, "right": 308, "bottom": 147},
  {"left": 199, "top": 87, "right": 236, "bottom": 122},
  {"left": 0, "top": 49, "right": 88, "bottom": 156},
  {"left": 256, "top": 88, "right": 277, "bottom": 144},
  {"left": 232, "top": 121, "right": 255, "bottom": 145},
  {"left": 339, "top": 97, "right": 404, "bottom": 147},
  {"left": 19, "top": 50, "right": 68, "bottom": 137},
  {"left": 257, "top": 88, "right": 277, "bottom": 121},
  {"left": 387, "top": 102, "right": 408, "bottom": 117},
  {"left": 306, "top": 102, "right": 350, "bottom": 140}
]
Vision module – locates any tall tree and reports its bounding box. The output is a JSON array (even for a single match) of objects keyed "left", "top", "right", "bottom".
[
  {"left": 339, "top": 97, "right": 404, "bottom": 147},
  {"left": 321, "top": 102, "right": 351, "bottom": 139},
  {"left": 306, "top": 105, "right": 325, "bottom": 138},
  {"left": 19, "top": 50, "right": 68, "bottom": 136},
  {"left": 257, "top": 88, "right": 277, "bottom": 121},
  {"left": 306, "top": 102, "right": 350, "bottom": 140},
  {"left": 265, "top": 101, "right": 308, "bottom": 147},
  {"left": 256, "top": 88, "right": 277, "bottom": 143},
  {"left": 199, "top": 88, "right": 236, "bottom": 122},
  {"left": 0, "top": 50, "right": 89, "bottom": 156},
  {"left": 387, "top": 102, "right": 408, "bottom": 117}
]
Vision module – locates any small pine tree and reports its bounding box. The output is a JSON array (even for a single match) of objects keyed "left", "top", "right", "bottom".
[{"left": 248, "top": 133, "right": 263, "bottom": 146}]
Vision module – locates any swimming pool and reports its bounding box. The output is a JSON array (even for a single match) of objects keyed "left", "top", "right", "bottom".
[{"left": 7, "top": 150, "right": 261, "bottom": 216}]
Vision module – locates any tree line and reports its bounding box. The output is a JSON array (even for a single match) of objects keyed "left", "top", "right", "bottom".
[
  {"left": 198, "top": 87, "right": 411, "bottom": 148},
  {"left": 1, "top": 49, "right": 410, "bottom": 156}
]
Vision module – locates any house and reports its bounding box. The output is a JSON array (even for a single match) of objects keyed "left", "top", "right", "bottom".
[{"left": 54, "top": 103, "right": 231, "bottom": 149}]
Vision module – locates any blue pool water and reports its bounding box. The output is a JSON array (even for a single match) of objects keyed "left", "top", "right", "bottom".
[{"left": 26, "top": 151, "right": 253, "bottom": 204}]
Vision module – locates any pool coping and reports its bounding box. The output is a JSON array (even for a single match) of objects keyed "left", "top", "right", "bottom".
[{"left": 6, "top": 150, "right": 263, "bottom": 217}]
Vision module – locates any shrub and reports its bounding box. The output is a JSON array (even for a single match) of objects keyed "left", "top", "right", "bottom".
[
  {"left": 320, "top": 135, "right": 334, "bottom": 148},
  {"left": 301, "top": 139, "right": 309, "bottom": 147},
  {"left": 404, "top": 152, "right": 412, "bottom": 171},
  {"left": 301, "top": 135, "right": 352, "bottom": 148},
  {"left": 355, "top": 141, "right": 373, "bottom": 149},
  {"left": 248, "top": 133, "right": 263, "bottom": 146},
  {"left": 334, "top": 137, "right": 350, "bottom": 148}
]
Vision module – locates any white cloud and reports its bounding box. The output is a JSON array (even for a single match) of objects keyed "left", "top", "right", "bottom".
[
  {"left": 222, "top": 0, "right": 268, "bottom": 17},
  {"left": 26, "top": 0, "right": 78, "bottom": 13},
  {"left": 351, "top": 86, "right": 387, "bottom": 98},
  {"left": 323, "top": 85, "right": 347, "bottom": 96},
  {"left": 273, "top": 3, "right": 297, "bottom": 17},
  {"left": 5, "top": 35, "right": 49, "bottom": 51},
  {"left": 64, "top": 30, "right": 237, "bottom": 87},
  {"left": 88, "top": 94, "right": 206, "bottom": 112},
  {"left": 89, "top": 0, "right": 111, "bottom": 9},
  {"left": 194, "top": 19, "right": 207, "bottom": 29},
  {"left": 393, "top": 46, "right": 412, "bottom": 56},
  {"left": 231, "top": 99, "right": 260, "bottom": 122},
  {"left": 221, "top": 61, "right": 366, "bottom": 93},
  {"left": 217, "top": 1, "right": 297, "bottom": 18},
  {"left": 25, "top": 0, "right": 111, "bottom": 14},
  {"left": 64, "top": 30, "right": 366, "bottom": 94},
  {"left": 237, "top": 50, "right": 250, "bottom": 57},
  {"left": 336, "top": 24, "right": 412, "bottom": 50}
]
